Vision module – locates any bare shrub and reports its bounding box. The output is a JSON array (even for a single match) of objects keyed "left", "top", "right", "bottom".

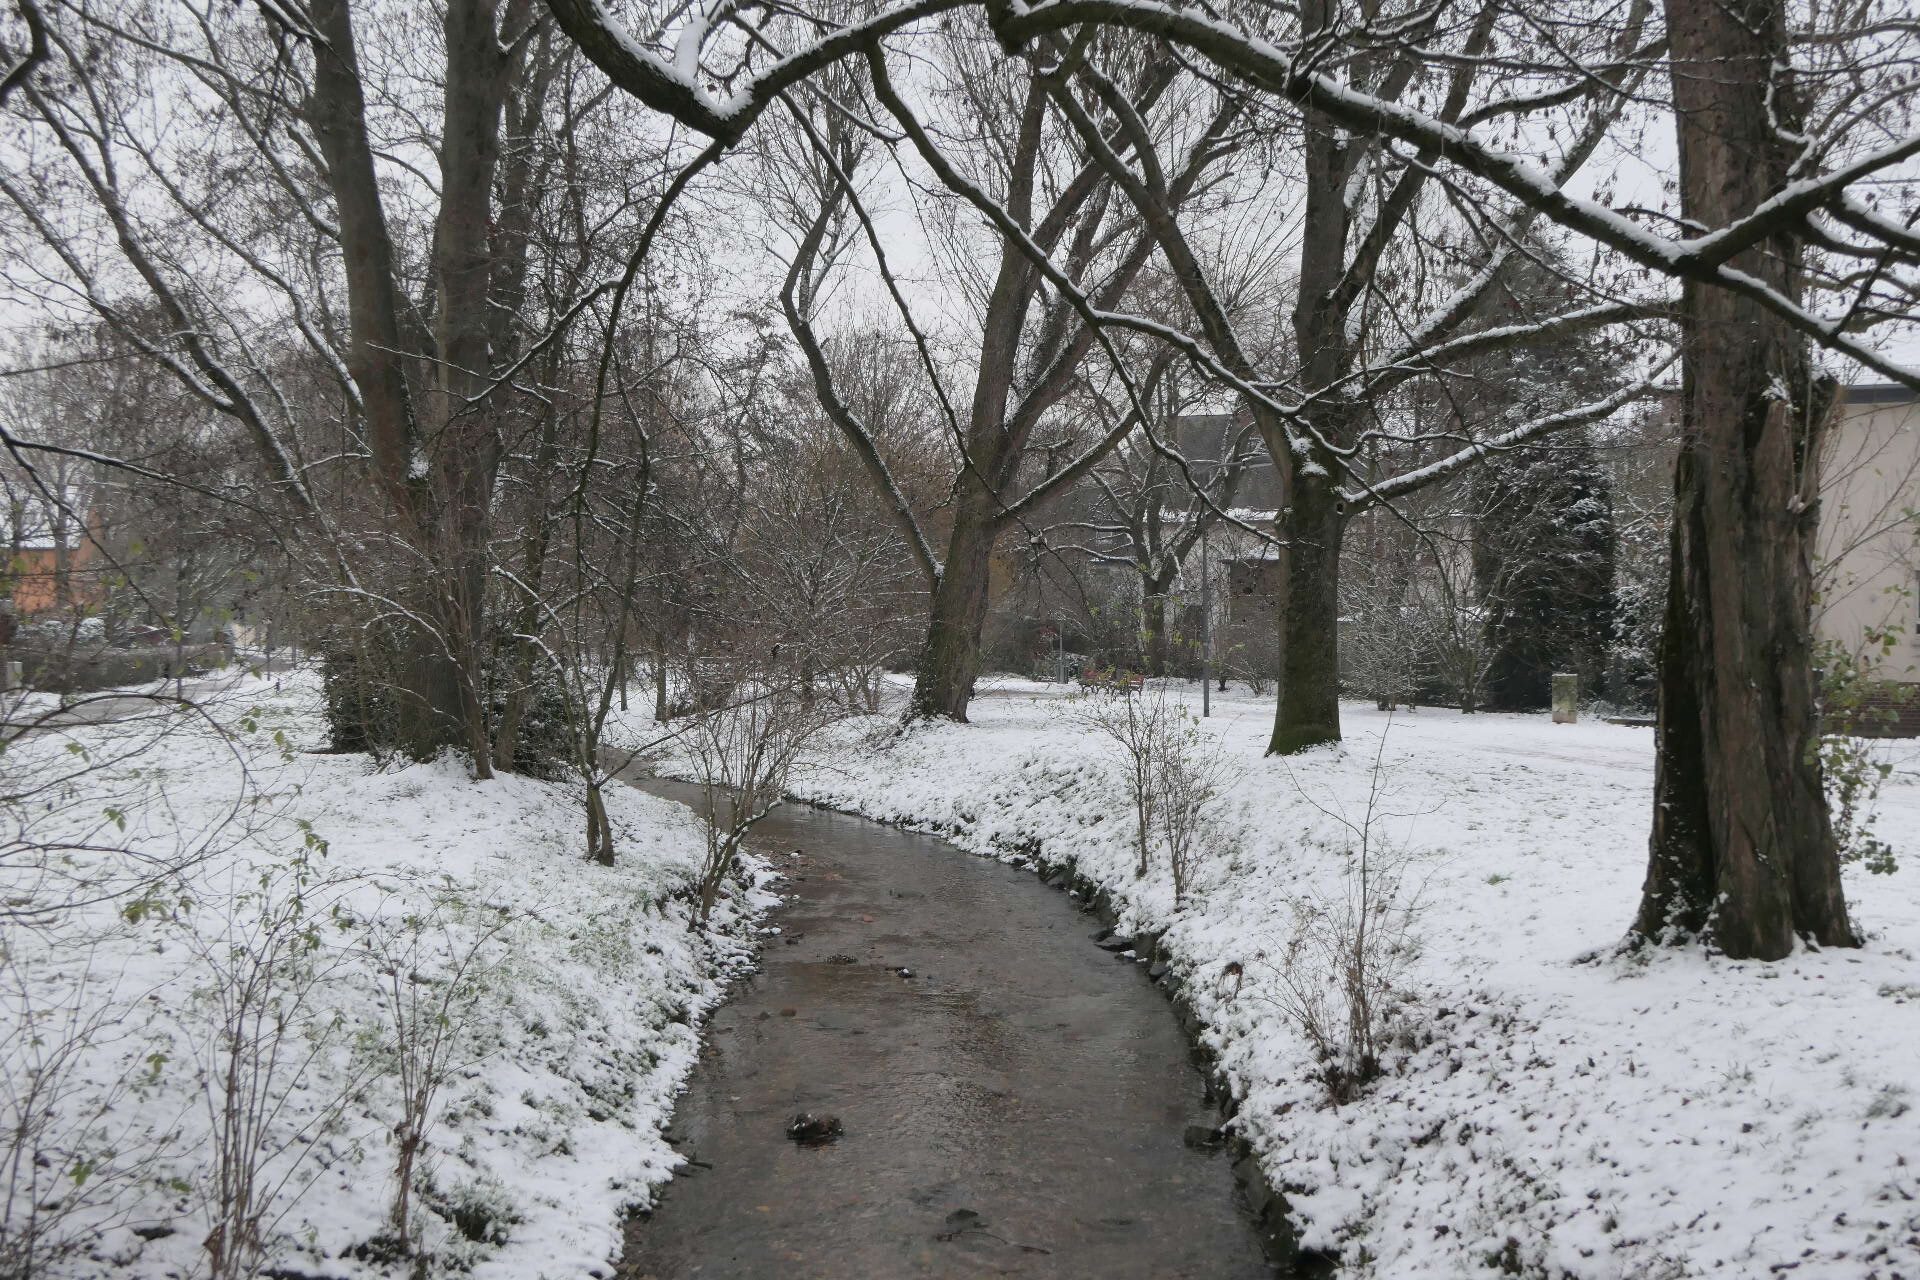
[
  {"left": 1155, "top": 722, "right": 1235, "bottom": 905},
  {"left": 683, "top": 665, "right": 839, "bottom": 924},
  {"left": 353, "top": 896, "right": 514, "bottom": 1258},
  {"left": 189, "top": 848, "right": 361, "bottom": 1280},
  {"left": 0, "top": 953, "right": 155, "bottom": 1277},
  {"left": 0, "top": 691, "right": 260, "bottom": 935},
  {"left": 1270, "top": 723, "right": 1426, "bottom": 1103},
  {"left": 0, "top": 685, "right": 288, "bottom": 1273},
  {"left": 1417, "top": 566, "right": 1496, "bottom": 715},
  {"left": 1816, "top": 638, "right": 1900, "bottom": 877},
  {"left": 1070, "top": 683, "right": 1184, "bottom": 878},
  {"left": 1218, "top": 616, "right": 1278, "bottom": 696}
]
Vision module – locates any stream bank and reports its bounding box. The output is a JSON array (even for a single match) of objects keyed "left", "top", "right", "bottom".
[{"left": 615, "top": 777, "right": 1289, "bottom": 1279}]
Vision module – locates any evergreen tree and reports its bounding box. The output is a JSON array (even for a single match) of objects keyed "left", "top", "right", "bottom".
[{"left": 1472, "top": 430, "right": 1616, "bottom": 710}]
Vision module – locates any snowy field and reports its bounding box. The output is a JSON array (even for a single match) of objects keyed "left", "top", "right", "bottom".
[
  {"left": 3, "top": 672, "right": 769, "bottom": 1279},
  {"left": 775, "top": 677, "right": 1920, "bottom": 1279}
]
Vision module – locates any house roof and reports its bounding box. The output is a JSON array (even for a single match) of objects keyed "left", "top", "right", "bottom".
[{"left": 1842, "top": 383, "right": 1918, "bottom": 406}]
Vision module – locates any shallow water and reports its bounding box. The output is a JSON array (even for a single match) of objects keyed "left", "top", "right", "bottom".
[{"left": 615, "top": 778, "right": 1276, "bottom": 1280}]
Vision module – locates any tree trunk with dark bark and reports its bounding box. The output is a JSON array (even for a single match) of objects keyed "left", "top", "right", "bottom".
[
  {"left": 307, "top": 0, "right": 467, "bottom": 764},
  {"left": 654, "top": 634, "right": 671, "bottom": 721},
  {"left": 1631, "top": 0, "right": 1855, "bottom": 959},
  {"left": 908, "top": 493, "right": 997, "bottom": 722},
  {"left": 584, "top": 779, "right": 615, "bottom": 866},
  {"left": 427, "top": 0, "right": 518, "bottom": 779},
  {"left": 306, "top": 0, "right": 521, "bottom": 770},
  {"left": 1270, "top": 16, "right": 1358, "bottom": 754},
  {"left": 1270, "top": 461, "right": 1345, "bottom": 754},
  {"left": 492, "top": 446, "right": 557, "bottom": 773}
]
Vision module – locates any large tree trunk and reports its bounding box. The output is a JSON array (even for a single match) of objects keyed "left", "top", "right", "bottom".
[
  {"left": 1269, "top": 463, "right": 1344, "bottom": 754},
  {"left": 908, "top": 498, "right": 997, "bottom": 722},
  {"left": 307, "top": 0, "right": 476, "bottom": 766},
  {"left": 1270, "top": 19, "right": 1356, "bottom": 755},
  {"left": 428, "top": 0, "right": 517, "bottom": 779},
  {"left": 493, "top": 370, "right": 562, "bottom": 774},
  {"left": 1631, "top": 0, "right": 1855, "bottom": 959}
]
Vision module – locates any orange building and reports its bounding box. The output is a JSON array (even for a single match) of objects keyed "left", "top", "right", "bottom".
[{"left": 7, "top": 527, "right": 105, "bottom": 617}]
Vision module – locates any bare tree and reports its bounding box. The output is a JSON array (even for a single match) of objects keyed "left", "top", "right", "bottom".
[
  {"left": 1631, "top": 0, "right": 1860, "bottom": 959},
  {"left": 766, "top": 33, "right": 1248, "bottom": 722},
  {"left": 1272, "top": 726, "right": 1426, "bottom": 1103},
  {"left": 1061, "top": 365, "right": 1265, "bottom": 678},
  {"left": 1, "top": 1, "right": 697, "bottom": 779},
  {"left": 1070, "top": 682, "right": 1187, "bottom": 878}
]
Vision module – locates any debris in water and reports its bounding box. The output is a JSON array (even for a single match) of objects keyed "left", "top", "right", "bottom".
[
  {"left": 935, "top": 1207, "right": 1051, "bottom": 1254},
  {"left": 940, "top": 1208, "right": 982, "bottom": 1235},
  {"left": 786, "top": 1113, "right": 843, "bottom": 1147}
]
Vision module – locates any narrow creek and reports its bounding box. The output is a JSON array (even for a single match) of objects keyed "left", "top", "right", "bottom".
[{"left": 615, "top": 777, "right": 1278, "bottom": 1279}]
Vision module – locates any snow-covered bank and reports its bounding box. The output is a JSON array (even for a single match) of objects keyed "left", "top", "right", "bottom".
[
  {"left": 773, "top": 680, "right": 1920, "bottom": 1279},
  {"left": 3, "top": 673, "right": 770, "bottom": 1279}
]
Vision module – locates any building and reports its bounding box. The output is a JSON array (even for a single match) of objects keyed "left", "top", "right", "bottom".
[
  {"left": 1152, "top": 387, "right": 1920, "bottom": 722},
  {"left": 1817, "top": 382, "right": 1920, "bottom": 730},
  {"left": 6, "top": 526, "right": 105, "bottom": 617}
]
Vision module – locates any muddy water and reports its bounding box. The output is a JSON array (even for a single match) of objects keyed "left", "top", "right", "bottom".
[{"left": 616, "top": 778, "right": 1275, "bottom": 1280}]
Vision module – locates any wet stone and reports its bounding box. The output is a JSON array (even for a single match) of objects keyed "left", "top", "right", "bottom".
[
  {"left": 786, "top": 1113, "right": 844, "bottom": 1147},
  {"left": 1184, "top": 1125, "right": 1224, "bottom": 1150}
]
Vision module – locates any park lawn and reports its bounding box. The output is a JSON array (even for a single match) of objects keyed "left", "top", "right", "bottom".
[{"left": 782, "top": 678, "right": 1920, "bottom": 1279}]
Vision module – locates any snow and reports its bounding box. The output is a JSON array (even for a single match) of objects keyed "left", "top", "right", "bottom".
[
  {"left": 3, "top": 671, "right": 772, "bottom": 1279},
  {"left": 35, "top": 668, "right": 1917, "bottom": 1277},
  {"left": 764, "top": 679, "right": 1920, "bottom": 1278}
]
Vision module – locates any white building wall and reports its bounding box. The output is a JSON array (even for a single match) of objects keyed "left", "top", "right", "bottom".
[{"left": 1816, "top": 388, "right": 1920, "bottom": 682}]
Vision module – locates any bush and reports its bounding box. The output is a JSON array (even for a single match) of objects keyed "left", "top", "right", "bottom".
[
  {"left": 1816, "top": 640, "right": 1901, "bottom": 876},
  {"left": 319, "top": 627, "right": 575, "bottom": 777},
  {"left": 319, "top": 635, "right": 401, "bottom": 757},
  {"left": 484, "top": 648, "right": 574, "bottom": 780},
  {"left": 1270, "top": 725, "right": 1425, "bottom": 1103}
]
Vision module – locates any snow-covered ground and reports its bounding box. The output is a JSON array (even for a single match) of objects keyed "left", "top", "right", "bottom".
[
  {"left": 773, "top": 677, "right": 1920, "bottom": 1279},
  {"left": 2, "top": 672, "right": 769, "bottom": 1279}
]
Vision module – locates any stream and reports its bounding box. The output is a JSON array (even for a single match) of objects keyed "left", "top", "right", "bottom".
[{"left": 616, "top": 777, "right": 1277, "bottom": 1279}]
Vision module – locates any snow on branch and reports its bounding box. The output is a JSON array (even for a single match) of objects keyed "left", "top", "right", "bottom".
[
  {"left": 990, "top": 0, "right": 1920, "bottom": 389},
  {"left": 546, "top": 0, "right": 969, "bottom": 144},
  {"left": 1343, "top": 351, "right": 1680, "bottom": 511}
]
